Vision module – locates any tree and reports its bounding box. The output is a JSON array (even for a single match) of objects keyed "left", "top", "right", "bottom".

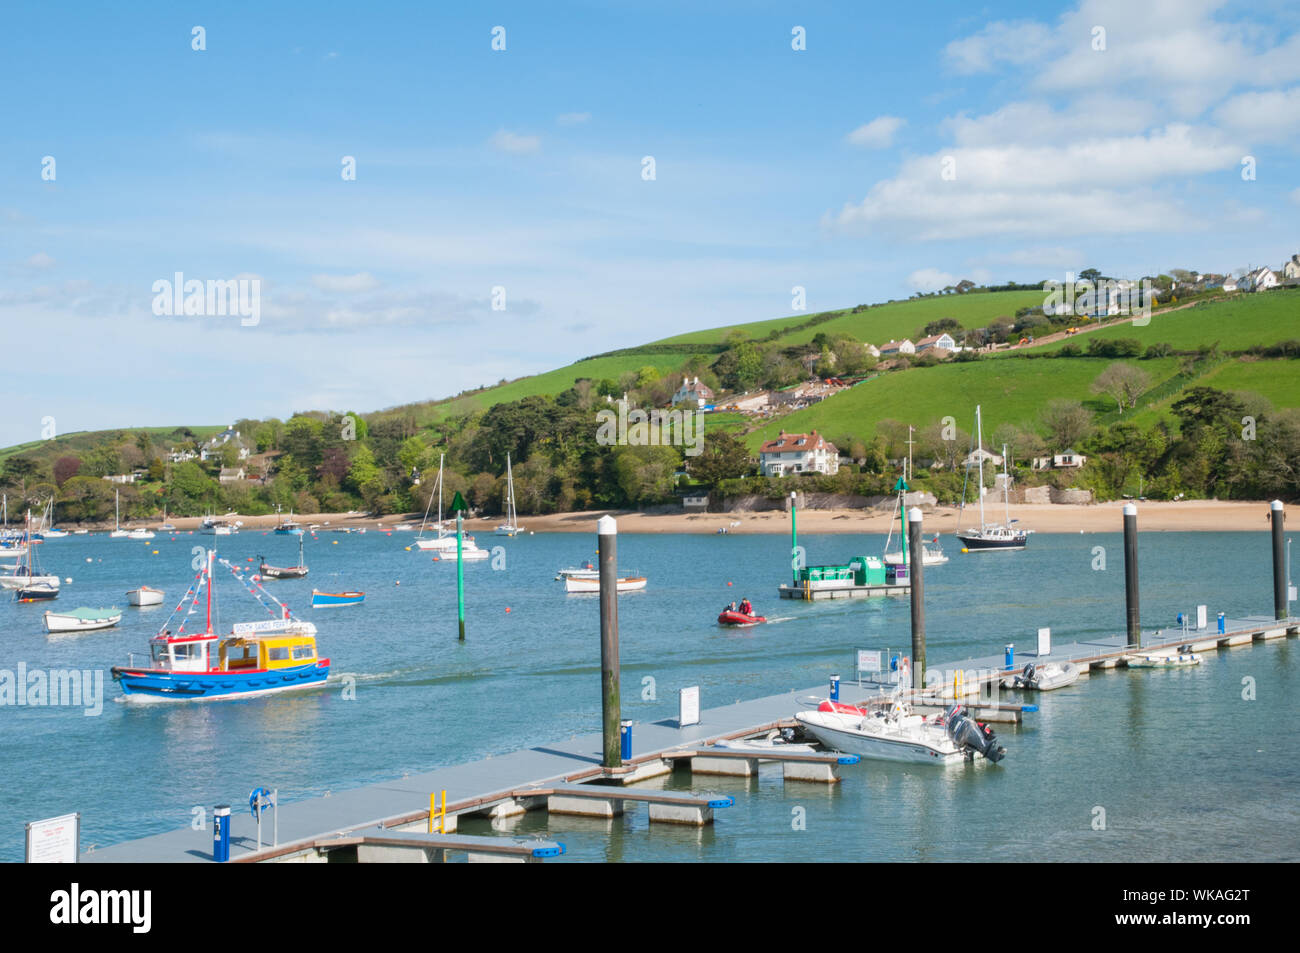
[
  {"left": 1092, "top": 363, "right": 1152, "bottom": 413},
  {"left": 53, "top": 456, "right": 82, "bottom": 487},
  {"left": 690, "top": 430, "right": 752, "bottom": 486},
  {"left": 1041, "top": 400, "right": 1093, "bottom": 451}
]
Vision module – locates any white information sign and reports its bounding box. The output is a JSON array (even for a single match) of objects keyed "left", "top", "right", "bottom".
[
  {"left": 26, "top": 812, "right": 79, "bottom": 863},
  {"left": 1037, "top": 627, "right": 1051, "bottom": 656},
  {"left": 856, "top": 649, "right": 882, "bottom": 674},
  {"left": 678, "top": 686, "right": 700, "bottom": 728},
  {"left": 1196, "top": 605, "right": 1208, "bottom": 630}
]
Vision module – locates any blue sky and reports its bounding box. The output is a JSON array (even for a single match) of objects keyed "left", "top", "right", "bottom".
[{"left": 2, "top": 0, "right": 1297, "bottom": 447}]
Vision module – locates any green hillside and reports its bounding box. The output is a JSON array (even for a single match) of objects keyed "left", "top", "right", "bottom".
[
  {"left": 744, "top": 357, "right": 1185, "bottom": 450},
  {"left": 655, "top": 290, "right": 1045, "bottom": 349},
  {"left": 1028, "top": 288, "right": 1300, "bottom": 354}
]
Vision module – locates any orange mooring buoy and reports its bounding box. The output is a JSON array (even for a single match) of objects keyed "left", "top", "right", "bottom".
[{"left": 505, "top": 607, "right": 511, "bottom": 613}]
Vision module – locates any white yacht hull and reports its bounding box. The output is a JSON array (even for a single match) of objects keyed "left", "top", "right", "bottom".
[
  {"left": 44, "top": 611, "right": 122, "bottom": 633},
  {"left": 565, "top": 575, "right": 646, "bottom": 593},
  {"left": 127, "top": 587, "right": 166, "bottom": 606}
]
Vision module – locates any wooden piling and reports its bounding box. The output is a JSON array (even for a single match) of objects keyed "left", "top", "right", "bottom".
[
  {"left": 1124, "top": 502, "right": 1140, "bottom": 648},
  {"left": 1271, "top": 500, "right": 1286, "bottom": 620},
  {"left": 908, "top": 508, "right": 926, "bottom": 690},
  {"left": 598, "top": 515, "right": 621, "bottom": 768}
]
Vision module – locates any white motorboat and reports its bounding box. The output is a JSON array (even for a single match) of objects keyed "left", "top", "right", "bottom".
[
  {"left": 1002, "top": 661, "right": 1080, "bottom": 691},
  {"left": 42, "top": 528, "right": 69, "bottom": 539},
  {"left": 127, "top": 585, "right": 166, "bottom": 607},
  {"left": 564, "top": 574, "right": 646, "bottom": 593},
  {"left": 127, "top": 528, "right": 156, "bottom": 540},
  {"left": 555, "top": 564, "right": 598, "bottom": 580},
  {"left": 495, "top": 452, "right": 523, "bottom": 536},
  {"left": 43, "top": 607, "right": 122, "bottom": 633},
  {"left": 1, "top": 570, "right": 60, "bottom": 590},
  {"left": 432, "top": 541, "right": 491, "bottom": 562},
  {"left": 883, "top": 544, "right": 948, "bottom": 567},
  {"left": 795, "top": 696, "right": 1005, "bottom": 764},
  {"left": 712, "top": 730, "right": 818, "bottom": 756},
  {"left": 1124, "top": 652, "right": 1202, "bottom": 668}
]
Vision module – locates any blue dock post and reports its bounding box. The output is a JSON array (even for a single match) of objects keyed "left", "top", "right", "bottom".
[
  {"left": 829, "top": 673, "right": 840, "bottom": 701},
  {"left": 620, "top": 720, "right": 633, "bottom": 761},
  {"left": 1004, "top": 644, "right": 1014, "bottom": 671},
  {"left": 1218, "top": 612, "right": 1226, "bottom": 634},
  {"left": 213, "top": 805, "right": 230, "bottom": 863}
]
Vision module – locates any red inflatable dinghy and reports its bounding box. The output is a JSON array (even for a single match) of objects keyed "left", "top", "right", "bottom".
[{"left": 718, "top": 610, "right": 766, "bottom": 626}]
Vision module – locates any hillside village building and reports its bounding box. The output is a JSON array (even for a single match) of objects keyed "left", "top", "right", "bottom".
[{"left": 759, "top": 430, "right": 840, "bottom": 476}]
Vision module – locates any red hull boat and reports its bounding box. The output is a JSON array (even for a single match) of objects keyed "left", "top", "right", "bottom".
[{"left": 717, "top": 610, "right": 766, "bottom": 627}]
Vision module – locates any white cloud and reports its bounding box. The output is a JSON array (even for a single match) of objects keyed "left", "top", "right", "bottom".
[
  {"left": 944, "top": 20, "right": 1054, "bottom": 75},
  {"left": 557, "top": 112, "right": 591, "bottom": 126},
  {"left": 1213, "top": 86, "right": 1300, "bottom": 143},
  {"left": 25, "top": 252, "right": 56, "bottom": 269},
  {"left": 1290, "top": 188, "right": 1300, "bottom": 205},
  {"left": 828, "top": 125, "right": 1241, "bottom": 240},
  {"left": 311, "top": 272, "right": 380, "bottom": 293},
  {"left": 907, "top": 268, "right": 958, "bottom": 292},
  {"left": 490, "top": 129, "right": 541, "bottom": 154},
  {"left": 845, "top": 116, "right": 905, "bottom": 148}
]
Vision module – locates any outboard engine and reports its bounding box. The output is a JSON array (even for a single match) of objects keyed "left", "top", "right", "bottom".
[
  {"left": 1013, "top": 663, "right": 1037, "bottom": 689},
  {"left": 944, "top": 704, "right": 1006, "bottom": 762}
]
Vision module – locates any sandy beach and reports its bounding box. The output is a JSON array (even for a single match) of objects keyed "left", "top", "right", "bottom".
[
  {"left": 88, "top": 499, "right": 1284, "bottom": 536},
  {"left": 507, "top": 500, "right": 1283, "bottom": 535}
]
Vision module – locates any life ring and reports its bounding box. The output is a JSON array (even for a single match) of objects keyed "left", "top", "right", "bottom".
[{"left": 249, "top": 787, "right": 273, "bottom": 818}]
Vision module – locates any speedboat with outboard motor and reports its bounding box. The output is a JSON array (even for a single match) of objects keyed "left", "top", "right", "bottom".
[
  {"left": 718, "top": 608, "right": 766, "bottom": 626},
  {"left": 795, "top": 694, "right": 1005, "bottom": 765},
  {"left": 1004, "top": 661, "right": 1080, "bottom": 691}
]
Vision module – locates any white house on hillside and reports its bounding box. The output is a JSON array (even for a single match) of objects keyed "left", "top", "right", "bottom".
[
  {"left": 1031, "top": 450, "right": 1087, "bottom": 470},
  {"left": 879, "top": 339, "right": 915, "bottom": 356},
  {"left": 202, "top": 425, "right": 251, "bottom": 462},
  {"left": 963, "top": 447, "right": 1003, "bottom": 468},
  {"left": 672, "top": 376, "right": 715, "bottom": 408},
  {"left": 759, "top": 430, "right": 839, "bottom": 477},
  {"left": 1222, "top": 275, "right": 1238, "bottom": 292},
  {"left": 916, "top": 332, "right": 956, "bottom": 352},
  {"left": 1284, "top": 254, "right": 1300, "bottom": 280},
  {"left": 1240, "top": 267, "right": 1279, "bottom": 292}
]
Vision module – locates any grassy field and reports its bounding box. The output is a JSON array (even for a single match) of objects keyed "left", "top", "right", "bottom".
[
  {"left": 1199, "top": 358, "right": 1300, "bottom": 408},
  {"left": 0, "top": 425, "right": 225, "bottom": 466},
  {"left": 654, "top": 290, "right": 1045, "bottom": 349},
  {"left": 1027, "top": 288, "right": 1300, "bottom": 354},
  {"left": 743, "top": 357, "right": 1186, "bottom": 450}
]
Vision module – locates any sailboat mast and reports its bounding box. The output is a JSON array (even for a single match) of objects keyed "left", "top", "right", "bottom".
[
  {"left": 975, "top": 405, "right": 986, "bottom": 528},
  {"left": 205, "top": 548, "right": 214, "bottom": 634},
  {"left": 1002, "top": 443, "right": 1011, "bottom": 526},
  {"left": 438, "top": 452, "right": 445, "bottom": 529}
]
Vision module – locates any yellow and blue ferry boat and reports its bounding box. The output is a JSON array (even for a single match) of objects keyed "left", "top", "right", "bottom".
[{"left": 111, "top": 551, "right": 329, "bottom": 700}]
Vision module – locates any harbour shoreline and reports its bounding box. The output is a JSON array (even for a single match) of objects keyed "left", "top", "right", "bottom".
[{"left": 83, "top": 499, "right": 1282, "bottom": 535}]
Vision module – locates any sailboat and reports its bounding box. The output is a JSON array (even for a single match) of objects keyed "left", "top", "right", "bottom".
[
  {"left": 1, "top": 511, "right": 61, "bottom": 592},
  {"left": 109, "top": 489, "right": 131, "bottom": 538},
  {"left": 882, "top": 476, "right": 947, "bottom": 566},
  {"left": 495, "top": 453, "right": 522, "bottom": 536},
  {"left": 956, "top": 406, "right": 1030, "bottom": 551},
  {"left": 0, "top": 495, "right": 26, "bottom": 558}
]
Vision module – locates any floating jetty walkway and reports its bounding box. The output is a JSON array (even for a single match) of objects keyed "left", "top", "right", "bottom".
[
  {"left": 83, "top": 504, "right": 1298, "bottom": 863},
  {"left": 84, "top": 611, "right": 1297, "bottom": 864}
]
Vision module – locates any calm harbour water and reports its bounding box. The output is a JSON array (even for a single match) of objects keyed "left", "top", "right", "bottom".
[{"left": 0, "top": 525, "right": 1296, "bottom": 862}]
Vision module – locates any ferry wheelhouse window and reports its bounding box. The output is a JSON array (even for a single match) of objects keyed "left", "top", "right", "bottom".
[
  {"left": 292, "top": 644, "right": 315, "bottom": 661},
  {"left": 268, "top": 646, "right": 291, "bottom": 661},
  {"left": 173, "top": 642, "right": 202, "bottom": 660}
]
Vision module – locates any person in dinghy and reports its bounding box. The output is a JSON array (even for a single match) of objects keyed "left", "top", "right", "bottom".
[{"left": 718, "top": 597, "right": 766, "bottom": 627}]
